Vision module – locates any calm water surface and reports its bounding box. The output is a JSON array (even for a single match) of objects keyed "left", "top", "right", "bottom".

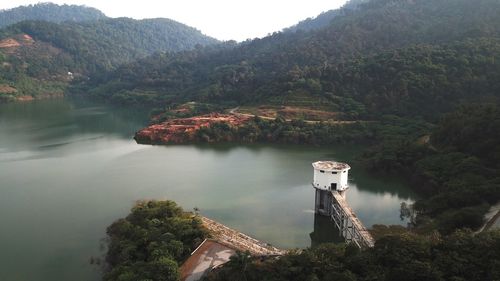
[{"left": 0, "top": 99, "right": 416, "bottom": 281}]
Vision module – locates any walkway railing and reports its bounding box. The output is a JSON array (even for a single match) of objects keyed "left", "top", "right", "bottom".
[{"left": 330, "top": 191, "right": 375, "bottom": 248}]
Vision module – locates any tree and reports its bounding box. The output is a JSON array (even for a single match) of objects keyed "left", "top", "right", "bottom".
[{"left": 103, "top": 200, "right": 208, "bottom": 281}]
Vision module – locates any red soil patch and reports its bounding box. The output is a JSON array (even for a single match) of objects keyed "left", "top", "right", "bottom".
[
  {"left": 0, "top": 34, "right": 34, "bottom": 49},
  {"left": 16, "top": 95, "right": 34, "bottom": 102},
  {"left": 0, "top": 38, "right": 21, "bottom": 49},
  {"left": 135, "top": 113, "right": 251, "bottom": 144},
  {"left": 0, "top": 84, "right": 17, "bottom": 94}
]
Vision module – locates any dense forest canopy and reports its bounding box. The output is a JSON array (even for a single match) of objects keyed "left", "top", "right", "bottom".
[
  {"left": 0, "top": 2, "right": 106, "bottom": 28},
  {"left": 84, "top": 0, "right": 500, "bottom": 121},
  {"left": 205, "top": 230, "right": 500, "bottom": 281},
  {"left": 3, "top": 18, "right": 218, "bottom": 72},
  {"left": 284, "top": 0, "right": 370, "bottom": 32},
  {"left": 104, "top": 200, "right": 207, "bottom": 281},
  {"left": 0, "top": 3, "right": 218, "bottom": 101},
  {"left": 364, "top": 104, "right": 500, "bottom": 234}
]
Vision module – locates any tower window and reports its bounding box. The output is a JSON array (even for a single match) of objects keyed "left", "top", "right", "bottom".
[
  {"left": 332, "top": 172, "right": 337, "bottom": 174},
  {"left": 320, "top": 170, "right": 325, "bottom": 173}
]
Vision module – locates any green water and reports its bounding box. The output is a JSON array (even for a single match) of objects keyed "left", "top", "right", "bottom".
[{"left": 0, "top": 99, "right": 416, "bottom": 281}]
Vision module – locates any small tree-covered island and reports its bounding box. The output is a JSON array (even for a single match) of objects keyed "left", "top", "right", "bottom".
[
  {"left": 1, "top": 0, "right": 500, "bottom": 280},
  {"left": 103, "top": 200, "right": 208, "bottom": 281}
]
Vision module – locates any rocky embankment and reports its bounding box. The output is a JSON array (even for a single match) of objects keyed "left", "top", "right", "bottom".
[{"left": 134, "top": 113, "right": 252, "bottom": 144}]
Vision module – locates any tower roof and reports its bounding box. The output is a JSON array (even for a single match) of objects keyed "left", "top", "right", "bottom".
[{"left": 312, "top": 161, "right": 350, "bottom": 171}]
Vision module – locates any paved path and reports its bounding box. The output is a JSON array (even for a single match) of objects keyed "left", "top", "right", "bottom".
[{"left": 228, "top": 106, "right": 361, "bottom": 124}]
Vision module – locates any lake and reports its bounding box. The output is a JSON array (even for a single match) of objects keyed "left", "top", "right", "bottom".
[{"left": 0, "top": 99, "right": 416, "bottom": 281}]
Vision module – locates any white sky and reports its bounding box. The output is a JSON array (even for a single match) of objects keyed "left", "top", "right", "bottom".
[{"left": 0, "top": 0, "right": 348, "bottom": 41}]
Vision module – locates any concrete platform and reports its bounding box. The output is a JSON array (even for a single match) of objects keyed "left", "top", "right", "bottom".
[
  {"left": 180, "top": 216, "right": 287, "bottom": 281},
  {"left": 180, "top": 239, "right": 236, "bottom": 281}
]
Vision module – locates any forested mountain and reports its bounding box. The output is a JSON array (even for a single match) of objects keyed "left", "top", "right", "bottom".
[
  {"left": 86, "top": 0, "right": 500, "bottom": 120},
  {"left": 0, "top": 2, "right": 106, "bottom": 28},
  {"left": 3, "top": 18, "right": 218, "bottom": 72},
  {"left": 284, "top": 0, "right": 369, "bottom": 32},
  {"left": 0, "top": 5, "right": 218, "bottom": 101}
]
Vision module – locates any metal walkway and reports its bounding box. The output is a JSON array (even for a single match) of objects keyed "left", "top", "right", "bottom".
[
  {"left": 330, "top": 191, "right": 375, "bottom": 248},
  {"left": 201, "top": 216, "right": 287, "bottom": 256}
]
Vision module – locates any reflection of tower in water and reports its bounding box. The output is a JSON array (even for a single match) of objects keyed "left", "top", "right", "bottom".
[{"left": 309, "top": 214, "right": 344, "bottom": 248}]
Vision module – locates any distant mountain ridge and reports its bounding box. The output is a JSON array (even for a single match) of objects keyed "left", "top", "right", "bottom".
[
  {"left": 284, "top": 0, "right": 370, "bottom": 32},
  {"left": 3, "top": 17, "right": 219, "bottom": 70},
  {"left": 0, "top": 2, "right": 106, "bottom": 28},
  {"left": 0, "top": 3, "right": 219, "bottom": 102},
  {"left": 84, "top": 0, "right": 500, "bottom": 120}
]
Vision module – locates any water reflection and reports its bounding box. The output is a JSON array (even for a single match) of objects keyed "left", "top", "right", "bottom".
[
  {"left": 192, "top": 143, "right": 258, "bottom": 154},
  {"left": 0, "top": 99, "right": 149, "bottom": 161},
  {"left": 310, "top": 214, "right": 344, "bottom": 247}
]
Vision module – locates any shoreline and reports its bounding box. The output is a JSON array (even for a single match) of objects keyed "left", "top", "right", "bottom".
[{"left": 0, "top": 92, "right": 65, "bottom": 103}]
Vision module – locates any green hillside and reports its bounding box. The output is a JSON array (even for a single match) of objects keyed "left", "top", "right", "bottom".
[
  {"left": 85, "top": 0, "right": 500, "bottom": 121},
  {"left": 4, "top": 18, "right": 218, "bottom": 72},
  {"left": 0, "top": 9, "right": 218, "bottom": 102},
  {"left": 0, "top": 2, "right": 106, "bottom": 28},
  {"left": 284, "top": 0, "right": 369, "bottom": 32}
]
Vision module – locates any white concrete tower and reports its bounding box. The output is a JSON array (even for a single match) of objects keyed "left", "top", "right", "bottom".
[
  {"left": 312, "top": 161, "right": 351, "bottom": 215},
  {"left": 312, "top": 161, "right": 350, "bottom": 191}
]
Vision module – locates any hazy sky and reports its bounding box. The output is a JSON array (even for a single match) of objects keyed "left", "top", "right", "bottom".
[{"left": 0, "top": 0, "right": 348, "bottom": 41}]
